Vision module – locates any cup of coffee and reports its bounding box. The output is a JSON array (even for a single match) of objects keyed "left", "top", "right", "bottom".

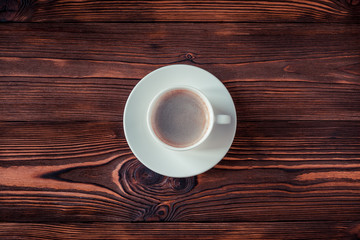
[{"left": 147, "top": 86, "right": 231, "bottom": 151}]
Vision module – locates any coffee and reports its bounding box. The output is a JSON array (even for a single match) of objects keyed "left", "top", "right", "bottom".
[{"left": 150, "top": 89, "right": 210, "bottom": 148}]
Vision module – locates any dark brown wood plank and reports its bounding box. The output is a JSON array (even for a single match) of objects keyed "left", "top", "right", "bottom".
[
  {"left": 1, "top": 0, "right": 360, "bottom": 23},
  {"left": 2, "top": 23, "right": 359, "bottom": 64},
  {"left": 1, "top": 121, "right": 360, "bottom": 222},
  {"left": 0, "top": 23, "right": 359, "bottom": 121},
  {"left": 0, "top": 222, "right": 355, "bottom": 240}
]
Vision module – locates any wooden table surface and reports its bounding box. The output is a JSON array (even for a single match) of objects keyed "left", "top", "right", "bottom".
[{"left": 1, "top": 1, "right": 360, "bottom": 239}]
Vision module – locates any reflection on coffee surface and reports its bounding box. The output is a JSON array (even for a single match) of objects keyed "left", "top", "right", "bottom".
[{"left": 151, "top": 89, "right": 210, "bottom": 148}]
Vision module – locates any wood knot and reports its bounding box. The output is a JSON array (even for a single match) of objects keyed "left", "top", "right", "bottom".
[
  {"left": 119, "top": 159, "right": 197, "bottom": 196},
  {"left": 185, "top": 53, "right": 195, "bottom": 60},
  {"left": 119, "top": 159, "right": 197, "bottom": 221},
  {"left": 143, "top": 204, "right": 170, "bottom": 221},
  {"left": 169, "top": 178, "right": 192, "bottom": 191},
  {"left": 135, "top": 165, "right": 164, "bottom": 186},
  {"left": 283, "top": 64, "right": 296, "bottom": 73},
  {"left": 184, "top": 52, "right": 198, "bottom": 63}
]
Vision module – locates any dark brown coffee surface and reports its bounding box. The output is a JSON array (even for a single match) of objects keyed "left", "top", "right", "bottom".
[{"left": 151, "top": 89, "right": 210, "bottom": 148}]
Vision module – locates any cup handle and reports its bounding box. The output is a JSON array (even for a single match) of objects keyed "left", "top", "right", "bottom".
[{"left": 216, "top": 115, "right": 231, "bottom": 124}]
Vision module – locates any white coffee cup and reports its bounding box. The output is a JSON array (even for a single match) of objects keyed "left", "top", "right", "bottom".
[{"left": 147, "top": 86, "right": 231, "bottom": 151}]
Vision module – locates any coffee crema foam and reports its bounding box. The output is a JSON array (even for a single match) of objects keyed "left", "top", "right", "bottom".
[{"left": 151, "top": 89, "right": 210, "bottom": 148}]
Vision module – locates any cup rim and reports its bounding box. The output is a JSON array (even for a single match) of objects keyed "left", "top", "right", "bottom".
[{"left": 146, "top": 86, "right": 215, "bottom": 151}]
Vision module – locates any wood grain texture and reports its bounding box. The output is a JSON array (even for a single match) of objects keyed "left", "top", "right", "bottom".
[
  {"left": 0, "top": 23, "right": 359, "bottom": 121},
  {"left": 1, "top": 1, "right": 360, "bottom": 238},
  {"left": 0, "top": 222, "right": 356, "bottom": 240},
  {"left": 1, "top": 0, "right": 360, "bottom": 23},
  {"left": 1, "top": 121, "right": 360, "bottom": 222}
]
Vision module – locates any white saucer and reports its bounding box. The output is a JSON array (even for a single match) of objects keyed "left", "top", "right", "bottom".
[{"left": 123, "top": 64, "right": 237, "bottom": 177}]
